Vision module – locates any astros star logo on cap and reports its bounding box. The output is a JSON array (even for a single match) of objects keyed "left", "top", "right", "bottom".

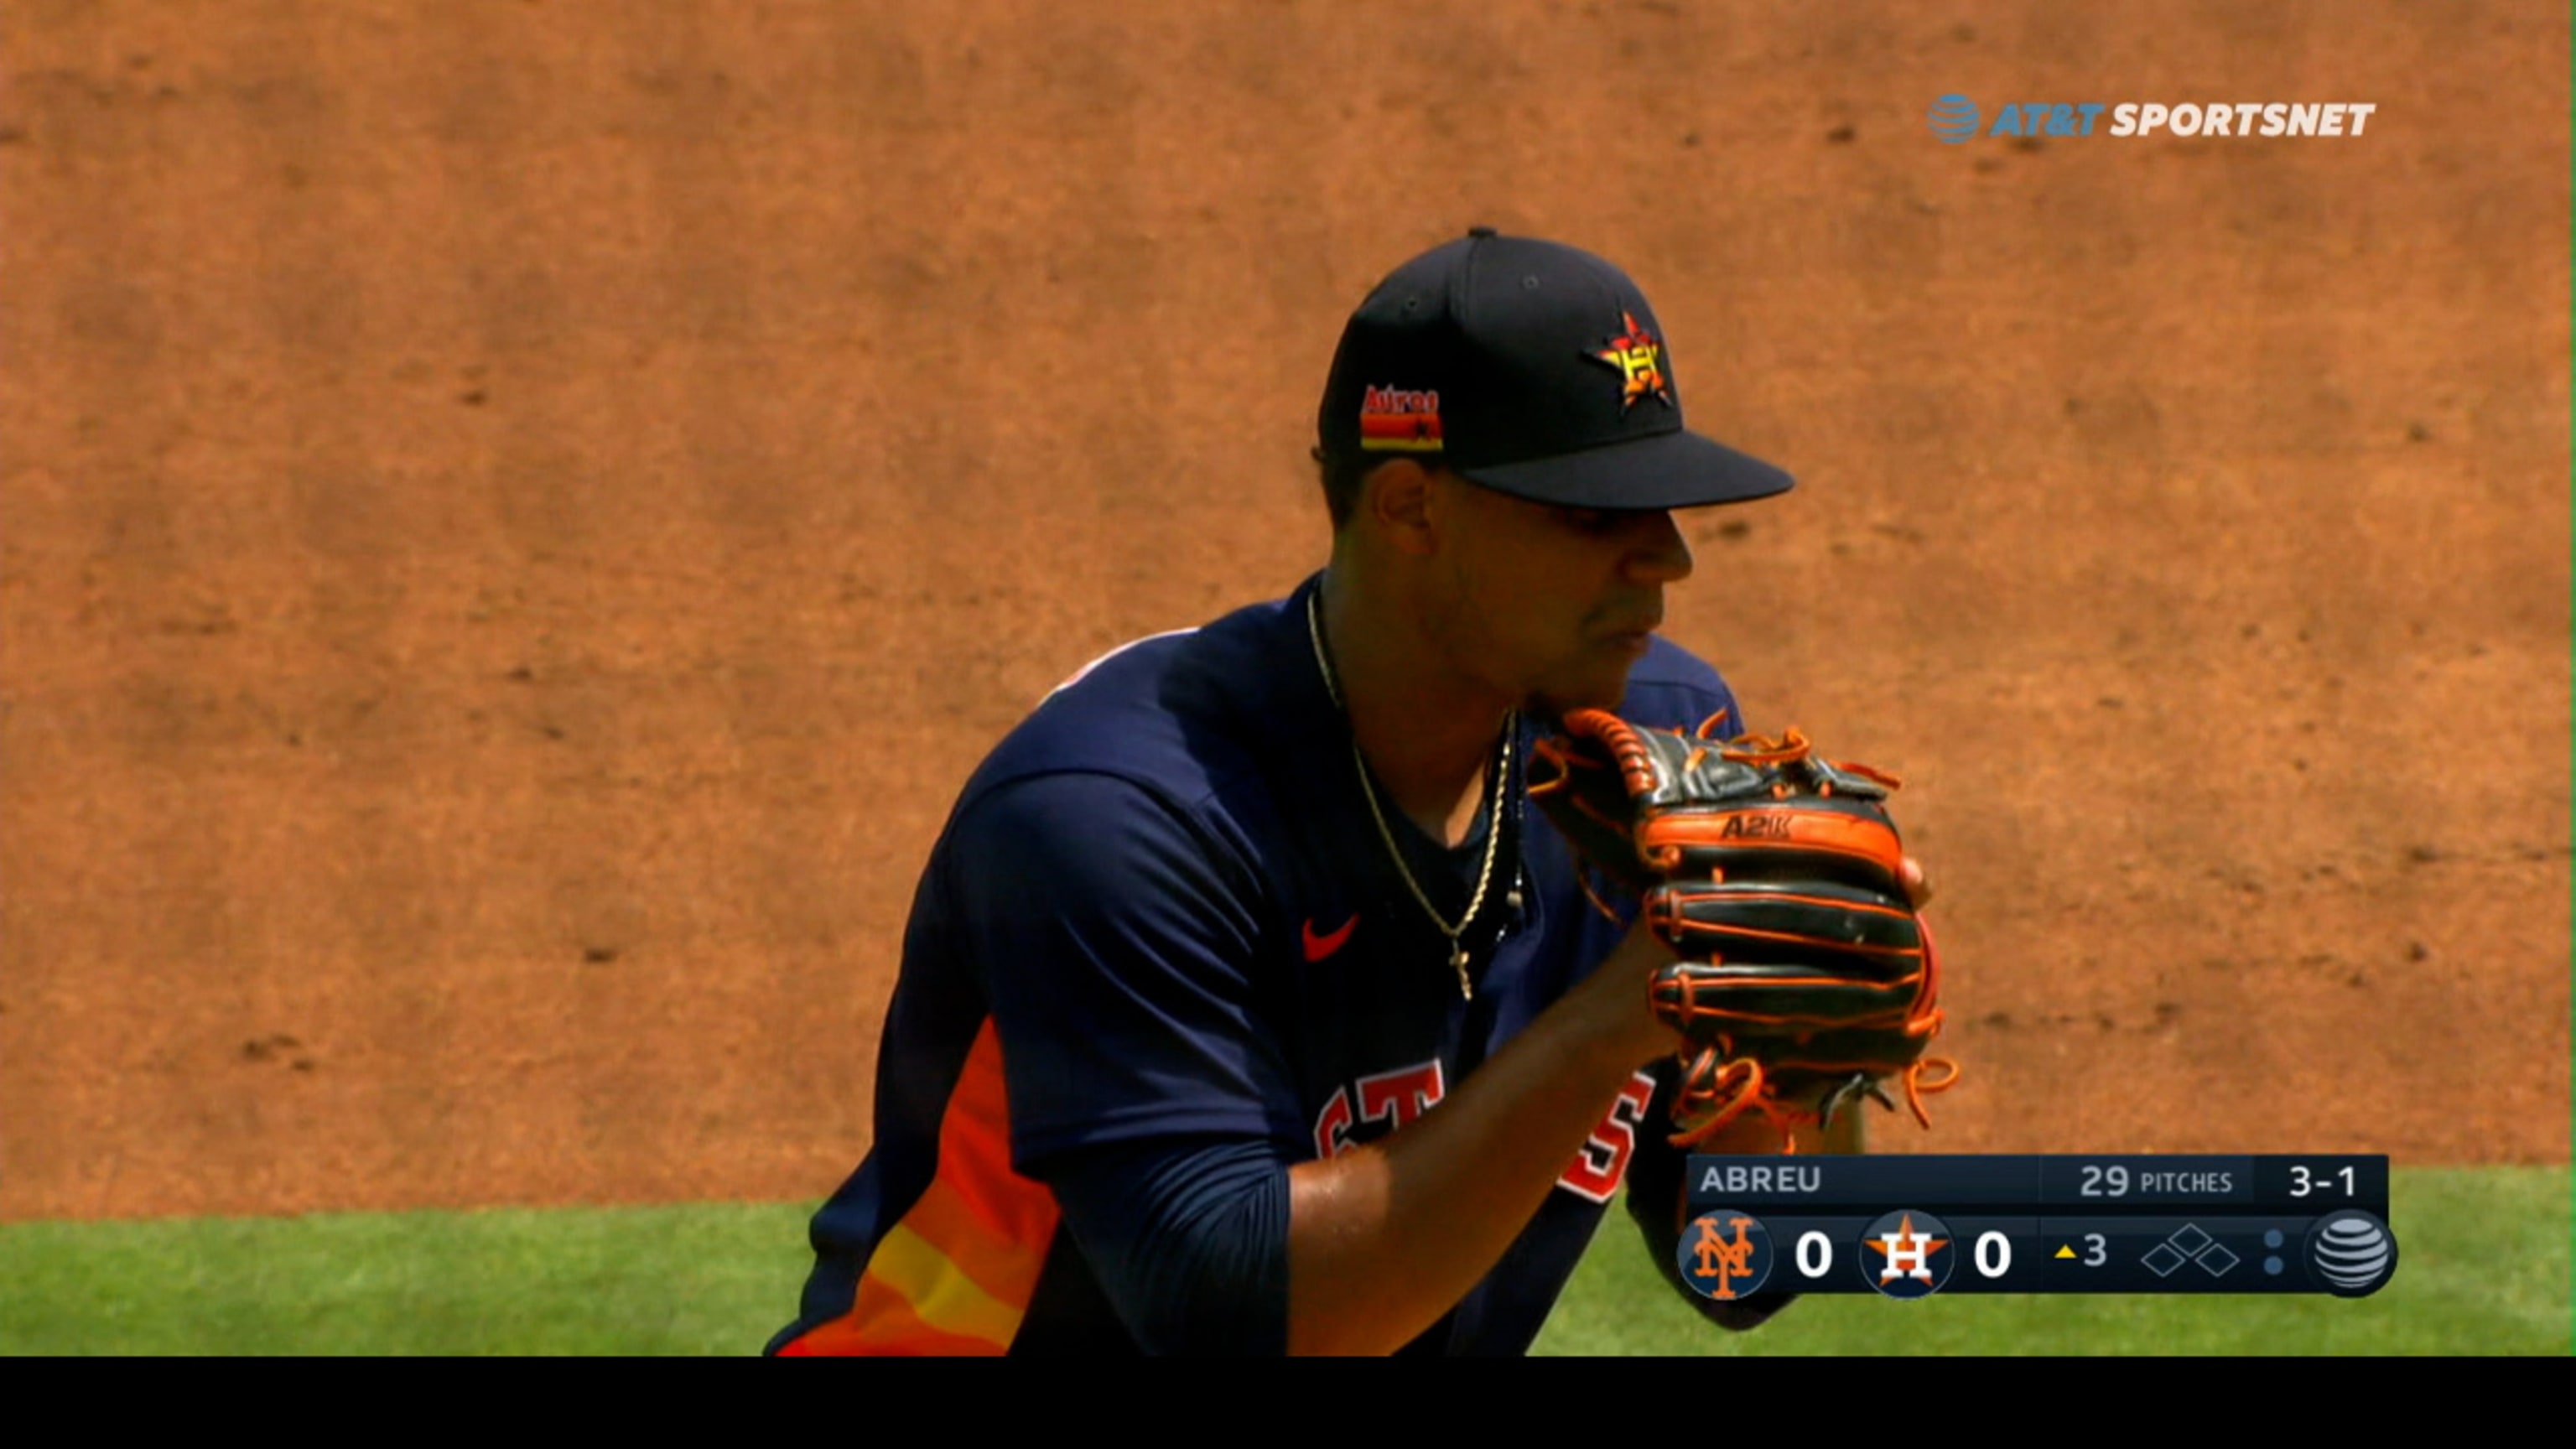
[{"left": 1588, "top": 310, "right": 1674, "bottom": 411}]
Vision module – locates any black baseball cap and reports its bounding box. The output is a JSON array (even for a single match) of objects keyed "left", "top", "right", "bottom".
[{"left": 1317, "top": 227, "right": 1793, "bottom": 510}]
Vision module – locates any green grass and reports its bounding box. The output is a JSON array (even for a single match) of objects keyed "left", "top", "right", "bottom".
[
  {"left": 0, "top": 1202, "right": 817, "bottom": 1356},
  {"left": 0, "top": 1170, "right": 2563, "bottom": 1354},
  {"left": 1531, "top": 1167, "right": 2573, "bottom": 1356}
]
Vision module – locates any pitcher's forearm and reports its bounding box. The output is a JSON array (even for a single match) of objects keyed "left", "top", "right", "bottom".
[{"left": 1285, "top": 927, "right": 1673, "bottom": 1355}]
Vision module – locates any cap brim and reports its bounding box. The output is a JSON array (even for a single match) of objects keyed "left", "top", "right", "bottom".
[{"left": 1454, "top": 428, "right": 1794, "bottom": 511}]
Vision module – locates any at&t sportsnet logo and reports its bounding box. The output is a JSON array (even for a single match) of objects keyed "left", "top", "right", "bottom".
[{"left": 1927, "top": 94, "right": 2377, "bottom": 142}]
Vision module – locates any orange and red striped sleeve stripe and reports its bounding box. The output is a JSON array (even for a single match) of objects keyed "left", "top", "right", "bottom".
[{"left": 780, "top": 1018, "right": 1062, "bottom": 1355}]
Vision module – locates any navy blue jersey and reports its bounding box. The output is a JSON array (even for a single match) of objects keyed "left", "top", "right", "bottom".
[{"left": 772, "top": 573, "right": 1742, "bottom": 1355}]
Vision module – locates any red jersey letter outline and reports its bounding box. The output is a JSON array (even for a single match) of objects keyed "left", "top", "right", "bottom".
[
  {"left": 1356, "top": 1061, "right": 1446, "bottom": 1130},
  {"left": 1311, "top": 1060, "right": 1447, "bottom": 1159},
  {"left": 1555, "top": 1071, "right": 1657, "bottom": 1203},
  {"left": 1311, "top": 1088, "right": 1356, "bottom": 1159}
]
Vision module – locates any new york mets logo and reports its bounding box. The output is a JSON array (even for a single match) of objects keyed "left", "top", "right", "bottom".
[{"left": 1679, "top": 1208, "right": 1774, "bottom": 1301}]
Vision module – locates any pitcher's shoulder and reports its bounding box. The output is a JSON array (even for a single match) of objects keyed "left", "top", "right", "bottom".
[
  {"left": 1620, "top": 636, "right": 1743, "bottom": 734},
  {"left": 958, "top": 591, "right": 1310, "bottom": 818}
]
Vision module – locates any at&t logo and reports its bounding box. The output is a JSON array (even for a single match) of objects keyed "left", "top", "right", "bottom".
[
  {"left": 1924, "top": 92, "right": 2377, "bottom": 142},
  {"left": 1925, "top": 94, "right": 1979, "bottom": 144}
]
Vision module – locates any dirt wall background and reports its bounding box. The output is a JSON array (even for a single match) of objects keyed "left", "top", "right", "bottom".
[{"left": 3, "top": 0, "right": 2566, "bottom": 1222}]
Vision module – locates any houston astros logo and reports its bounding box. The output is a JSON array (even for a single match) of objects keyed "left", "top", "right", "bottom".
[
  {"left": 1861, "top": 1208, "right": 1955, "bottom": 1299},
  {"left": 1677, "top": 1208, "right": 1774, "bottom": 1301},
  {"left": 1358, "top": 383, "right": 1444, "bottom": 453},
  {"left": 1587, "top": 311, "right": 1673, "bottom": 410}
]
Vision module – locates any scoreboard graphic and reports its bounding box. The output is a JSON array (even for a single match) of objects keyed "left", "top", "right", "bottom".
[{"left": 1680, "top": 1155, "right": 2393, "bottom": 1301}]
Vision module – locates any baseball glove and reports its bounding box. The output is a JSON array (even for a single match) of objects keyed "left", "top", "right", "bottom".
[{"left": 1530, "top": 709, "right": 1957, "bottom": 1150}]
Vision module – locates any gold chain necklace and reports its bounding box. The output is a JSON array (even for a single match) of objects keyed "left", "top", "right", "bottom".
[{"left": 1306, "top": 588, "right": 1512, "bottom": 1001}]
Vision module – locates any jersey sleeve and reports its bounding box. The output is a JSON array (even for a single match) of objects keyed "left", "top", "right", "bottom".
[
  {"left": 943, "top": 770, "right": 1298, "bottom": 1169},
  {"left": 1040, "top": 1134, "right": 1291, "bottom": 1354}
]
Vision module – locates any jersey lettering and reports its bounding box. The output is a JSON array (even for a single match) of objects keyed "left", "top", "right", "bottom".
[
  {"left": 1311, "top": 1088, "right": 1356, "bottom": 1159},
  {"left": 1355, "top": 1061, "right": 1446, "bottom": 1131},
  {"left": 1555, "top": 1070, "right": 1657, "bottom": 1203},
  {"left": 1311, "top": 1061, "right": 1447, "bottom": 1159}
]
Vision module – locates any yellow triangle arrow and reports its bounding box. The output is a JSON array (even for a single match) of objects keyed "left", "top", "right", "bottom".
[{"left": 2054, "top": 1244, "right": 2078, "bottom": 1259}]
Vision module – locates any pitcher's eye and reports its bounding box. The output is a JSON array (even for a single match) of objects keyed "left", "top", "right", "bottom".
[{"left": 1555, "top": 506, "right": 1619, "bottom": 534}]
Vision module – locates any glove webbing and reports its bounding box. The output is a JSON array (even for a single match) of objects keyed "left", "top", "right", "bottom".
[{"left": 1532, "top": 709, "right": 1739, "bottom": 923}]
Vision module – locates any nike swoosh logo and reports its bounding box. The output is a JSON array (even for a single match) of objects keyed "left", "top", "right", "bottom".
[{"left": 1302, "top": 914, "right": 1358, "bottom": 963}]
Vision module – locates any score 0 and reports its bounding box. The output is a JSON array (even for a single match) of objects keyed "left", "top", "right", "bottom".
[
  {"left": 1970, "top": 1229, "right": 2012, "bottom": 1278},
  {"left": 1794, "top": 1228, "right": 1834, "bottom": 1279}
]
